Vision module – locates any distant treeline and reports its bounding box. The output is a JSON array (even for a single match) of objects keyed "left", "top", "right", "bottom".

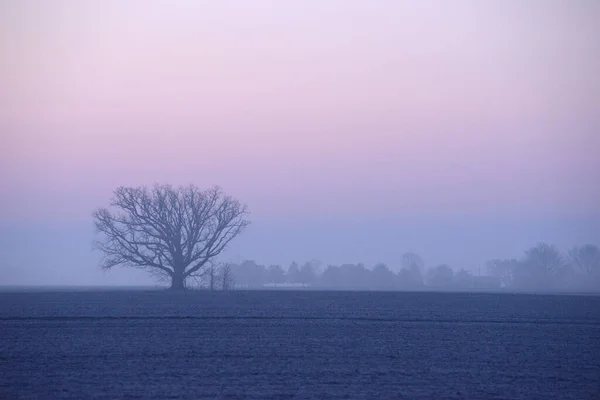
[{"left": 191, "top": 243, "right": 599, "bottom": 292}]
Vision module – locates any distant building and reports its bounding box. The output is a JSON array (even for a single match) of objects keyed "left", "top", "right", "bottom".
[{"left": 262, "top": 283, "right": 310, "bottom": 289}]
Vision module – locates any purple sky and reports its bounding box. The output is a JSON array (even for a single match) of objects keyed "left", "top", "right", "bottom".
[{"left": 1, "top": 1, "right": 599, "bottom": 285}]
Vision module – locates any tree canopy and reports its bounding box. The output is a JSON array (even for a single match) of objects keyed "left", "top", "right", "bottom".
[{"left": 93, "top": 184, "right": 250, "bottom": 289}]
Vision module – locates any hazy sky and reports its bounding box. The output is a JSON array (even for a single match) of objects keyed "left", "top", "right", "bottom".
[{"left": 1, "top": 1, "right": 599, "bottom": 285}]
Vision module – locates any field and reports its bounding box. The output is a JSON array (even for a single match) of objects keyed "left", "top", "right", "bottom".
[{"left": 1, "top": 290, "right": 599, "bottom": 399}]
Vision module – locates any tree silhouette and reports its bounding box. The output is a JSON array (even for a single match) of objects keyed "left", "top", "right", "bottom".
[
  {"left": 298, "top": 262, "right": 317, "bottom": 285},
  {"left": 399, "top": 252, "right": 425, "bottom": 288},
  {"left": 486, "top": 258, "right": 518, "bottom": 288},
  {"left": 220, "top": 263, "right": 234, "bottom": 290},
  {"left": 515, "top": 243, "right": 565, "bottom": 289},
  {"left": 427, "top": 264, "right": 454, "bottom": 288},
  {"left": 287, "top": 262, "right": 301, "bottom": 283},
  {"left": 266, "top": 264, "right": 286, "bottom": 284},
  {"left": 568, "top": 244, "right": 600, "bottom": 276},
  {"left": 372, "top": 263, "right": 396, "bottom": 289},
  {"left": 93, "top": 184, "right": 249, "bottom": 290},
  {"left": 401, "top": 252, "right": 425, "bottom": 273}
]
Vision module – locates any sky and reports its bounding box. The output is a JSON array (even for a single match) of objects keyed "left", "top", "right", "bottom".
[{"left": 1, "top": 0, "right": 599, "bottom": 285}]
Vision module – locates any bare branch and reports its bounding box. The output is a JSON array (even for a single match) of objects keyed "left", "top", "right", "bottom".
[
  {"left": 568, "top": 244, "right": 600, "bottom": 275},
  {"left": 93, "top": 184, "right": 250, "bottom": 289}
]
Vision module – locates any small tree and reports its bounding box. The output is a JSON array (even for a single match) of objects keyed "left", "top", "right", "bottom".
[
  {"left": 220, "top": 263, "right": 234, "bottom": 290},
  {"left": 568, "top": 244, "right": 600, "bottom": 276},
  {"left": 515, "top": 243, "right": 565, "bottom": 289},
  {"left": 207, "top": 262, "right": 218, "bottom": 291},
  {"left": 266, "top": 265, "right": 286, "bottom": 284},
  {"left": 286, "top": 262, "right": 300, "bottom": 283},
  {"left": 372, "top": 263, "right": 396, "bottom": 289},
  {"left": 401, "top": 252, "right": 425, "bottom": 274},
  {"left": 486, "top": 258, "right": 518, "bottom": 288},
  {"left": 399, "top": 252, "right": 425, "bottom": 287},
  {"left": 298, "top": 262, "right": 317, "bottom": 285},
  {"left": 93, "top": 184, "right": 250, "bottom": 290},
  {"left": 426, "top": 264, "right": 454, "bottom": 288}
]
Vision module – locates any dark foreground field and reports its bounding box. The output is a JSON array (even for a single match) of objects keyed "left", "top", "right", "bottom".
[{"left": 1, "top": 290, "right": 599, "bottom": 399}]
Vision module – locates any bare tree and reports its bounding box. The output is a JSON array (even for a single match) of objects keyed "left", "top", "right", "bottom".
[
  {"left": 524, "top": 243, "right": 564, "bottom": 276},
  {"left": 399, "top": 252, "right": 425, "bottom": 286},
  {"left": 514, "top": 243, "right": 565, "bottom": 289},
  {"left": 568, "top": 244, "right": 600, "bottom": 276},
  {"left": 185, "top": 259, "right": 215, "bottom": 289},
  {"left": 205, "top": 262, "right": 218, "bottom": 291},
  {"left": 401, "top": 252, "right": 425, "bottom": 273},
  {"left": 426, "top": 264, "right": 454, "bottom": 288},
  {"left": 266, "top": 264, "right": 286, "bottom": 284},
  {"left": 220, "top": 263, "right": 234, "bottom": 290},
  {"left": 486, "top": 258, "right": 518, "bottom": 288},
  {"left": 93, "top": 184, "right": 250, "bottom": 290}
]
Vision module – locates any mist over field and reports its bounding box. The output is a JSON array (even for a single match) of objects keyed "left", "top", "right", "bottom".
[
  {"left": 1, "top": 1, "right": 599, "bottom": 291},
  {"left": 2, "top": 3, "right": 600, "bottom": 399}
]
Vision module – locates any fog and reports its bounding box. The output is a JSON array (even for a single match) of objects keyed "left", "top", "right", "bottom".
[
  {"left": 1, "top": 1, "right": 599, "bottom": 291},
  {"left": 2, "top": 3, "right": 600, "bottom": 399},
  {"left": 1, "top": 216, "right": 598, "bottom": 292}
]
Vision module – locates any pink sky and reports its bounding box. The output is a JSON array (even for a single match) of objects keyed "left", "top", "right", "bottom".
[{"left": 1, "top": 0, "right": 599, "bottom": 222}]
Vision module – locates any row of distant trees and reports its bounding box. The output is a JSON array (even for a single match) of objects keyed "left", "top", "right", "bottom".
[
  {"left": 485, "top": 243, "right": 600, "bottom": 291},
  {"left": 92, "top": 184, "right": 598, "bottom": 292},
  {"left": 193, "top": 243, "right": 599, "bottom": 292}
]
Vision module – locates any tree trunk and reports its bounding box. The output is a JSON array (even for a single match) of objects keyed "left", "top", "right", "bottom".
[{"left": 170, "top": 271, "right": 185, "bottom": 290}]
